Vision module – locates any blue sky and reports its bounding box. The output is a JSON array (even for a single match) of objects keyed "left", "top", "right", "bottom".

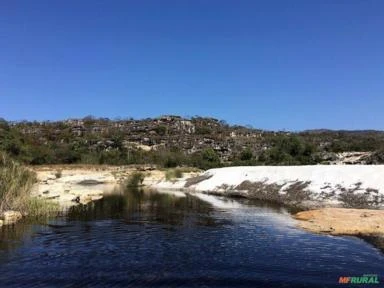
[{"left": 1, "top": 1, "right": 383, "bottom": 130}]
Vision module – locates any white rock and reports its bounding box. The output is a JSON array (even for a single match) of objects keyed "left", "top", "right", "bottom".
[
  {"left": 58, "top": 194, "right": 77, "bottom": 202},
  {"left": 2, "top": 211, "right": 22, "bottom": 224},
  {"left": 154, "top": 165, "right": 384, "bottom": 207}
]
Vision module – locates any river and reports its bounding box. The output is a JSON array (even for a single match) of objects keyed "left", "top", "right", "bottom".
[{"left": 0, "top": 187, "right": 383, "bottom": 287}]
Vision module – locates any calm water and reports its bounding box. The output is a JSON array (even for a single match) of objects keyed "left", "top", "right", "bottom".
[{"left": 0, "top": 188, "right": 383, "bottom": 288}]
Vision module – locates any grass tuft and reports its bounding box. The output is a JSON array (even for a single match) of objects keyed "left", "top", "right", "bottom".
[
  {"left": 0, "top": 152, "right": 37, "bottom": 213},
  {"left": 125, "top": 172, "right": 145, "bottom": 187},
  {"left": 165, "top": 169, "right": 184, "bottom": 181},
  {"left": 0, "top": 152, "right": 59, "bottom": 217}
]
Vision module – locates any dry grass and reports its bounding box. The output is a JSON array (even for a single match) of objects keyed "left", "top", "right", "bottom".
[
  {"left": 0, "top": 152, "right": 59, "bottom": 217},
  {"left": 13, "top": 197, "right": 59, "bottom": 217},
  {"left": 234, "top": 180, "right": 312, "bottom": 208},
  {"left": 29, "top": 164, "right": 127, "bottom": 172},
  {"left": 236, "top": 181, "right": 282, "bottom": 201},
  {"left": 125, "top": 172, "right": 145, "bottom": 187},
  {"left": 184, "top": 173, "right": 213, "bottom": 188},
  {"left": 165, "top": 169, "right": 184, "bottom": 181},
  {"left": 337, "top": 182, "right": 384, "bottom": 208},
  {"left": 0, "top": 152, "right": 36, "bottom": 213}
]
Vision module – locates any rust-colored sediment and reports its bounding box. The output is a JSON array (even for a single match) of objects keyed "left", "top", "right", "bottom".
[{"left": 294, "top": 208, "right": 384, "bottom": 235}]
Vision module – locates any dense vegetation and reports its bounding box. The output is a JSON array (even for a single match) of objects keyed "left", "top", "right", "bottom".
[
  {"left": 0, "top": 152, "right": 57, "bottom": 216},
  {"left": 1, "top": 116, "right": 384, "bottom": 169}
]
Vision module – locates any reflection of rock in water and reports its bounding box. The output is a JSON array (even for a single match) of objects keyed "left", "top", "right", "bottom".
[
  {"left": 66, "top": 187, "right": 228, "bottom": 228},
  {"left": 359, "top": 235, "right": 384, "bottom": 253},
  {"left": 0, "top": 221, "right": 33, "bottom": 254},
  {"left": 77, "top": 180, "right": 105, "bottom": 186}
]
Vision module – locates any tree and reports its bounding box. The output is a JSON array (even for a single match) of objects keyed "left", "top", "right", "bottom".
[
  {"left": 154, "top": 125, "right": 167, "bottom": 136},
  {"left": 240, "top": 148, "right": 253, "bottom": 161},
  {"left": 202, "top": 148, "right": 220, "bottom": 162}
]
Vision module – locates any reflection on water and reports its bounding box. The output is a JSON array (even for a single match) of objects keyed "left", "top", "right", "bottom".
[
  {"left": 0, "top": 222, "right": 33, "bottom": 254},
  {"left": 0, "top": 187, "right": 383, "bottom": 288},
  {"left": 67, "top": 188, "right": 227, "bottom": 227}
]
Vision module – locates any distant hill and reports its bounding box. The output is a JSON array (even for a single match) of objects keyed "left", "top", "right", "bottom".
[{"left": 1, "top": 116, "right": 384, "bottom": 168}]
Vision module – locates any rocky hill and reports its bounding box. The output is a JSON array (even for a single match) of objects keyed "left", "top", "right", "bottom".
[{"left": 1, "top": 116, "right": 384, "bottom": 168}]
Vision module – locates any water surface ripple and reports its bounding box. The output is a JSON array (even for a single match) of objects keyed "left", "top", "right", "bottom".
[{"left": 0, "top": 188, "right": 383, "bottom": 287}]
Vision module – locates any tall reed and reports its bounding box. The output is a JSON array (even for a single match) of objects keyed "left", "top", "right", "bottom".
[{"left": 0, "top": 152, "right": 58, "bottom": 216}]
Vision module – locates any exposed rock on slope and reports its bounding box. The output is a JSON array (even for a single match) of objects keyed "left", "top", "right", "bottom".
[{"left": 4, "top": 116, "right": 384, "bottom": 166}]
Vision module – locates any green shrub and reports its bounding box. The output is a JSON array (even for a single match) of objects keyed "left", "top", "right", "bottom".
[
  {"left": 126, "top": 172, "right": 145, "bottom": 187},
  {"left": 240, "top": 148, "right": 253, "bottom": 161},
  {"left": 195, "top": 127, "right": 212, "bottom": 135},
  {"left": 189, "top": 149, "right": 222, "bottom": 170},
  {"left": 165, "top": 169, "right": 183, "bottom": 181},
  {"left": 154, "top": 125, "right": 167, "bottom": 136}
]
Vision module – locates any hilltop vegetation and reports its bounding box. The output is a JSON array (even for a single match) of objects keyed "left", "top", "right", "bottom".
[{"left": 1, "top": 116, "right": 384, "bottom": 169}]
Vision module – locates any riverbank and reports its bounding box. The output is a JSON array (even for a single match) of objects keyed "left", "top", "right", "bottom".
[
  {"left": 295, "top": 208, "right": 384, "bottom": 235},
  {"left": 6, "top": 164, "right": 384, "bottom": 240},
  {"left": 153, "top": 165, "right": 384, "bottom": 209},
  {"left": 293, "top": 207, "right": 384, "bottom": 251},
  {"left": 0, "top": 153, "right": 56, "bottom": 226},
  {"left": 151, "top": 165, "right": 384, "bottom": 239},
  {"left": 30, "top": 165, "right": 200, "bottom": 210},
  {"left": 30, "top": 165, "right": 384, "bottom": 211},
  {"left": 1, "top": 165, "right": 191, "bottom": 225}
]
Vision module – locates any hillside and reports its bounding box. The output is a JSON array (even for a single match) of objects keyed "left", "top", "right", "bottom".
[{"left": 1, "top": 115, "right": 384, "bottom": 168}]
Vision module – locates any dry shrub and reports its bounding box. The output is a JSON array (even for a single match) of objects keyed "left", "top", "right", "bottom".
[
  {"left": 184, "top": 173, "right": 213, "bottom": 188},
  {"left": 338, "top": 182, "right": 384, "bottom": 208},
  {"left": 0, "top": 152, "right": 36, "bottom": 213},
  {"left": 126, "top": 172, "right": 145, "bottom": 187},
  {"left": 234, "top": 180, "right": 312, "bottom": 207}
]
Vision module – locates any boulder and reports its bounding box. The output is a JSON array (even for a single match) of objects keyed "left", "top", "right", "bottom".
[{"left": 2, "top": 211, "right": 23, "bottom": 224}]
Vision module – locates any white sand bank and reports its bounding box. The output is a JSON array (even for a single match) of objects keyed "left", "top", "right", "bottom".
[{"left": 153, "top": 166, "right": 384, "bottom": 208}]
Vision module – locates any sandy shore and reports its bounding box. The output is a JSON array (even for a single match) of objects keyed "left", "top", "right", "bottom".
[{"left": 294, "top": 208, "right": 384, "bottom": 236}]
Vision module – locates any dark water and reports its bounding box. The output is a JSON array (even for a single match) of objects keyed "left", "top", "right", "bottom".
[{"left": 0, "top": 188, "right": 383, "bottom": 288}]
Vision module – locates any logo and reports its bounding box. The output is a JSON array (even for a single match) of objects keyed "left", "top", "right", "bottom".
[{"left": 339, "top": 274, "right": 380, "bottom": 284}]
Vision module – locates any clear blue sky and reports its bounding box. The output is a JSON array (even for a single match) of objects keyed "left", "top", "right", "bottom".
[{"left": 1, "top": 1, "right": 383, "bottom": 130}]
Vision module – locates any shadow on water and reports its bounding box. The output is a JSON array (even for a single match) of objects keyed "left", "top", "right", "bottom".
[
  {"left": 67, "top": 187, "right": 229, "bottom": 227},
  {"left": 359, "top": 235, "right": 384, "bottom": 254},
  {"left": 0, "top": 187, "right": 226, "bottom": 258}
]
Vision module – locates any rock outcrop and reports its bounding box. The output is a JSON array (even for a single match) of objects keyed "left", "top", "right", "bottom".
[{"left": 31, "top": 166, "right": 123, "bottom": 209}]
